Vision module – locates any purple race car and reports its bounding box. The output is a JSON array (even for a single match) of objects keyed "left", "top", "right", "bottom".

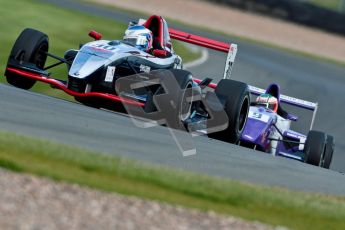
[{"left": 239, "top": 83, "right": 334, "bottom": 169}]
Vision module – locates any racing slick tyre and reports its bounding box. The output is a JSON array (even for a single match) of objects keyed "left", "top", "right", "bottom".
[
  {"left": 322, "top": 135, "right": 335, "bottom": 169},
  {"left": 5, "top": 28, "right": 49, "bottom": 90},
  {"left": 304, "top": 130, "right": 327, "bottom": 167},
  {"left": 208, "top": 79, "right": 250, "bottom": 143},
  {"left": 170, "top": 69, "right": 194, "bottom": 123},
  {"left": 144, "top": 69, "right": 194, "bottom": 130}
]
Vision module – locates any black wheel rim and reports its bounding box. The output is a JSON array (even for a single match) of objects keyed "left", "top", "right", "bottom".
[{"left": 179, "top": 82, "right": 193, "bottom": 121}]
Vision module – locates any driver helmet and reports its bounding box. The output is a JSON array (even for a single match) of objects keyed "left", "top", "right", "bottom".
[
  {"left": 256, "top": 93, "right": 278, "bottom": 113},
  {"left": 123, "top": 25, "right": 153, "bottom": 52}
]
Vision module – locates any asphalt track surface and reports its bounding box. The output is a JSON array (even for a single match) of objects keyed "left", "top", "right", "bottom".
[
  {"left": 1, "top": 0, "right": 345, "bottom": 194},
  {"left": 2, "top": 84, "right": 345, "bottom": 195}
]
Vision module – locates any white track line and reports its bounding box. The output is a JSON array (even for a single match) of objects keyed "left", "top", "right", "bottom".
[{"left": 183, "top": 47, "right": 209, "bottom": 69}]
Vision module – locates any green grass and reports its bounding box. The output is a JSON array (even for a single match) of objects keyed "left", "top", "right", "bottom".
[
  {"left": 308, "top": 0, "right": 343, "bottom": 12},
  {"left": 1, "top": 131, "right": 345, "bottom": 230},
  {"left": 0, "top": 0, "right": 200, "bottom": 100}
]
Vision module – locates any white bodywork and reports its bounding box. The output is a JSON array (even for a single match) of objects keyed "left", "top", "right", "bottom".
[
  {"left": 269, "top": 114, "right": 291, "bottom": 155},
  {"left": 69, "top": 40, "right": 182, "bottom": 79}
]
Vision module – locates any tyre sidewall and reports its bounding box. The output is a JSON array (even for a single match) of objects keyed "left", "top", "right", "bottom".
[
  {"left": 322, "top": 135, "right": 334, "bottom": 169},
  {"left": 304, "top": 130, "right": 327, "bottom": 166},
  {"left": 209, "top": 79, "right": 250, "bottom": 143}
]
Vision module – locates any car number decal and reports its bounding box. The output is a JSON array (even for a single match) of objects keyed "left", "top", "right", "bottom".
[
  {"left": 249, "top": 110, "right": 269, "bottom": 122},
  {"left": 92, "top": 44, "right": 117, "bottom": 51}
]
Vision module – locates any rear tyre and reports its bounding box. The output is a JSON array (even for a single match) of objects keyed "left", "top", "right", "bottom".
[
  {"left": 144, "top": 69, "right": 194, "bottom": 129},
  {"left": 208, "top": 79, "right": 250, "bottom": 143},
  {"left": 5, "top": 28, "right": 49, "bottom": 89},
  {"left": 322, "top": 135, "right": 334, "bottom": 169},
  {"left": 304, "top": 130, "right": 327, "bottom": 166}
]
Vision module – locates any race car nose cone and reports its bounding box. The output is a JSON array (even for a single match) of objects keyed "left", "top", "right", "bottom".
[
  {"left": 240, "top": 118, "right": 269, "bottom": 144},
  {"left": 258, "top": 107, "right": 265, "bottom": 112}
]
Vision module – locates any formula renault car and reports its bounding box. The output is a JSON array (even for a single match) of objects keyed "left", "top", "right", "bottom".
[
  {"left": 4, "top": 15, "right": 250, "bottom": 144},
  {"left": 237, "top": 83, "right": 334, "bottom": 168}
]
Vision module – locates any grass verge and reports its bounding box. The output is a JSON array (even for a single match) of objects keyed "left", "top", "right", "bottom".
[
  {"left": 0, "top": 0, "right": 200, "bottom": 99},
  {"left": 1, "top": 131, "right": 345, "bottom": 230},
  {"left": 309, "top": 0, "right": 343, "bottom": 11}
]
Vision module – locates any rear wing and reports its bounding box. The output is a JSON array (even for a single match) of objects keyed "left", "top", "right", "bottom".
[
  {"left": 248, "top": 85, "right": 318, "bottom": 130},
  {"left": 169, "top": 28, "right": 237, "bottom": 80}
]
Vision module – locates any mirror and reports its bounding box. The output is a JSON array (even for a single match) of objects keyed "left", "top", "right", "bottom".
[
  {"left": 287, "top": 113, "right": 298, "bottom": 122},
  {"left": 88, "top": 30, "right": 102, "bottom": 40}
]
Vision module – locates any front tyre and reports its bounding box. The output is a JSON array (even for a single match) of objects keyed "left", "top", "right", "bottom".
[
  {"left": 5, "top": 28, "right": 49, "bottom": 89},
  {"left": 208, "top": 79, "right": 250, "bottom": 143},
  {"left": 304, "top": 130, "right": 327, "bottom": 167}
]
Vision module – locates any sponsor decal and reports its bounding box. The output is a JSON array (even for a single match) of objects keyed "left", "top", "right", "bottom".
[
  {"left": 286, "top": 131, "right": 304, "bottom": 139},
  {"left": 139, "top": 64, "right": 151, "bottom": 73},
  {"left": 105, "top": 66, "right": 116, "bottom": 82}
]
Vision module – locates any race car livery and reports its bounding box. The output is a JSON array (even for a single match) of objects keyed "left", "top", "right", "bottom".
[{"left": 4, "top": 15, "right": 249, "bottom": 145}]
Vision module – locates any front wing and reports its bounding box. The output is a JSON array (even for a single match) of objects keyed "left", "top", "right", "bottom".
[{"left": 6, "top": 67, "right": 145, "bottom": 107}]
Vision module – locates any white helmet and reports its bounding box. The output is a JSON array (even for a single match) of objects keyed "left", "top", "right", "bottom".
[{"left": 123, "top": 25, "right": 153, "bottom": 52}]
